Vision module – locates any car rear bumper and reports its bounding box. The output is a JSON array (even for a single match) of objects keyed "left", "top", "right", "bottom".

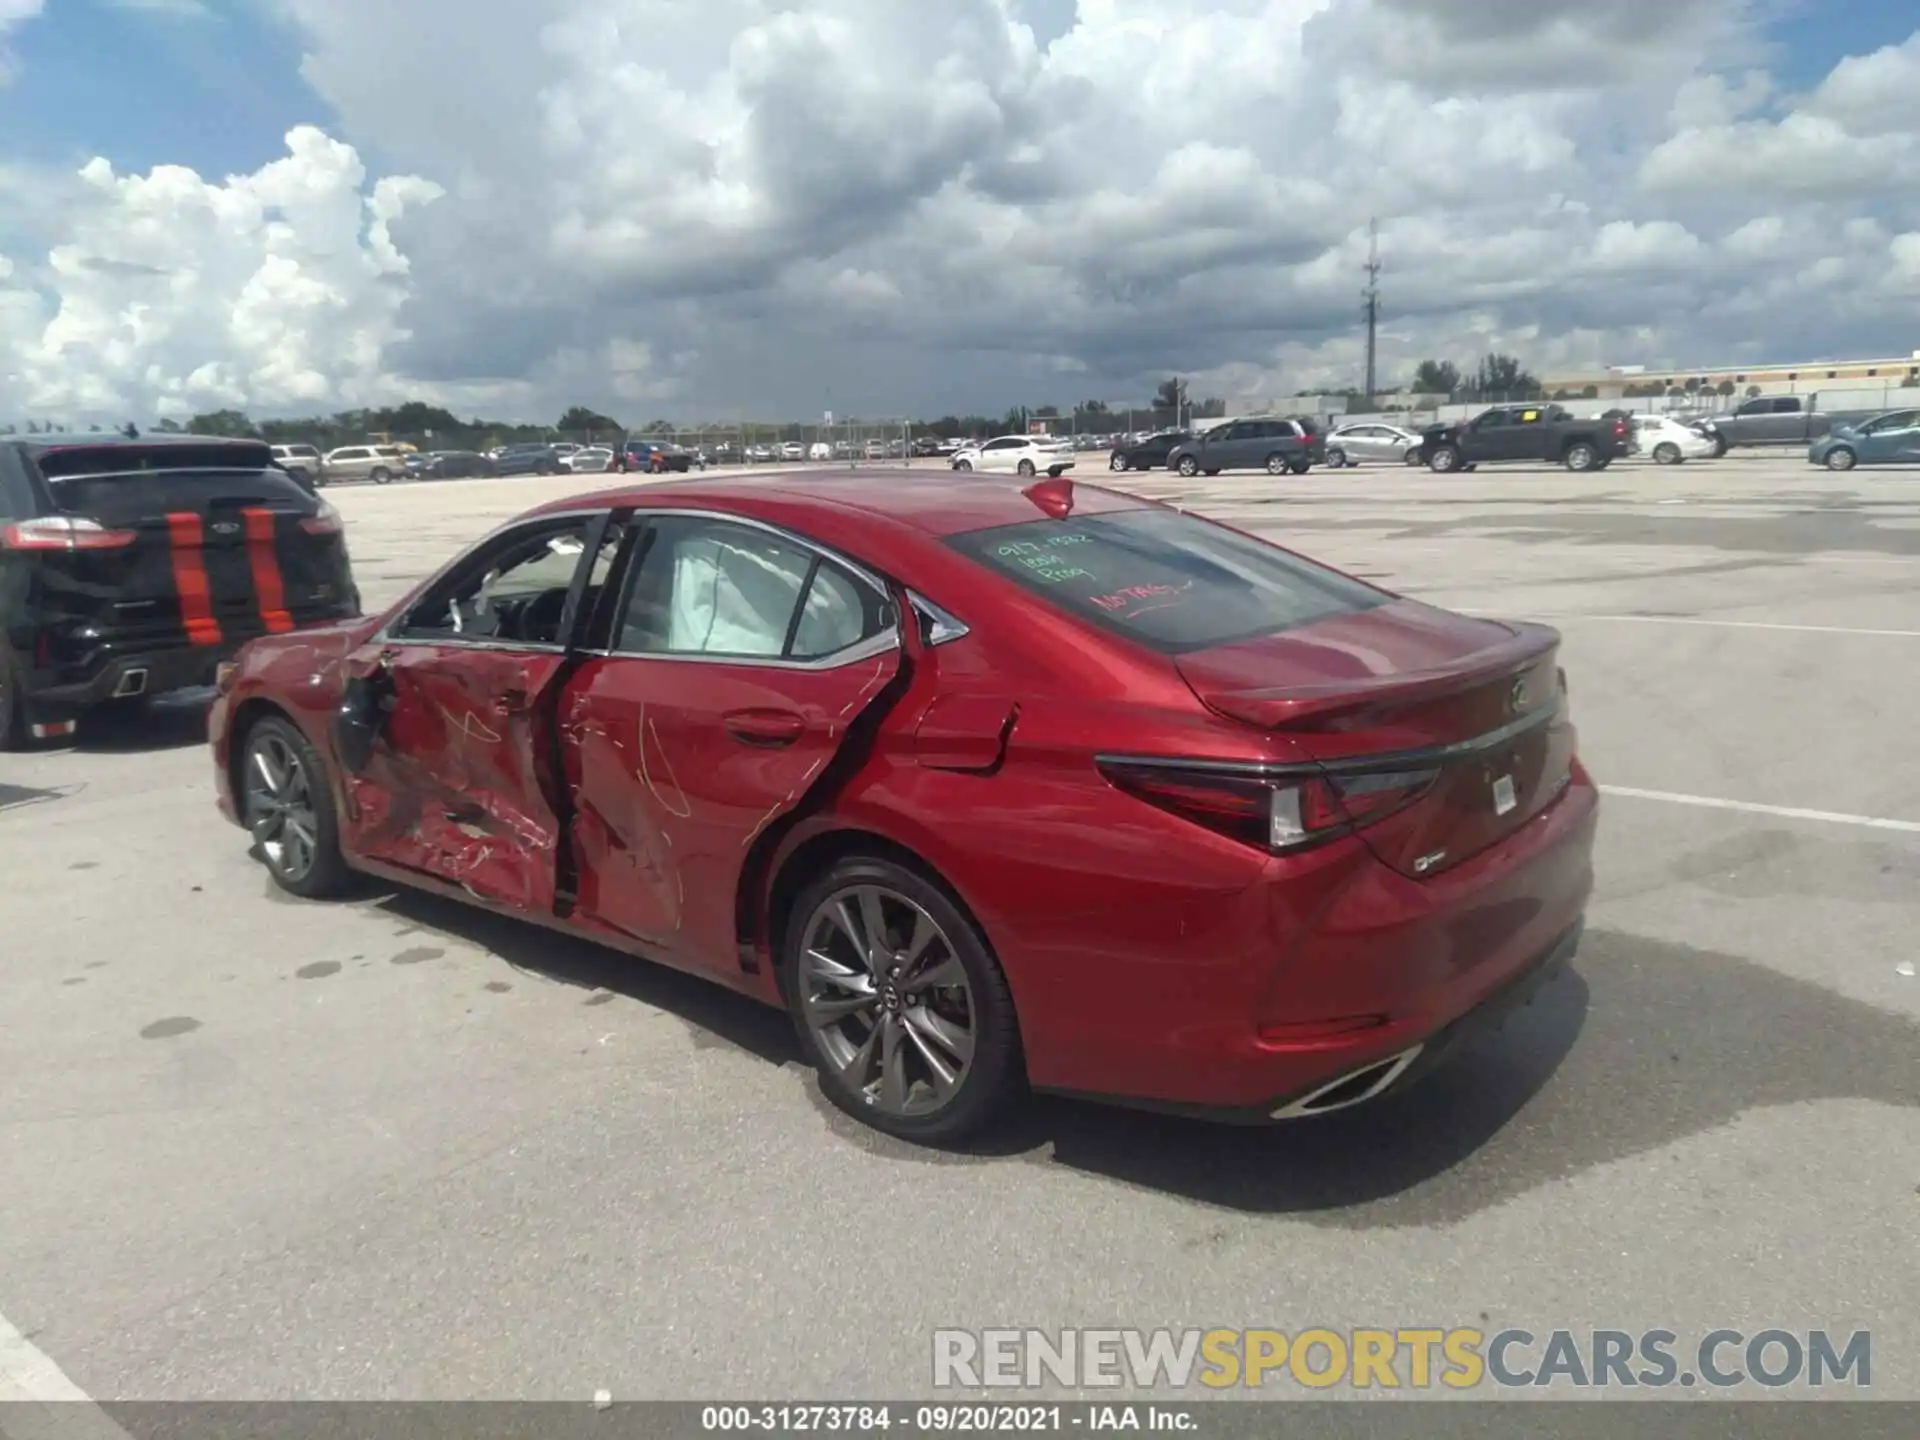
[
  {"left": 22, "top": 641, "right": 241, "bottom": 717},
  {"left": 1026, "top": 766, "right": 1599, "bottom": 1120}
]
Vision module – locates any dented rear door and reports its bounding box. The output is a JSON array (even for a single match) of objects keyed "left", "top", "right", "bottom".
[{"left": 561, "top": 512, "right": 905, "bottom": 973}]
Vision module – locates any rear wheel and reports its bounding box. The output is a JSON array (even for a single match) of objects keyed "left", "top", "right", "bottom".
[
  {"left": 1047, "top": 465, "right": 1069, "bottom": 478},
  {"left": 785, "top": 855, "right": 1024, "bottom": 1143},
  {"left": 1265, "top": 451, "right": 1288, "bottom": 475},
  {"left": 1176, "top": 455, "right": 1200, "bottom": 477},
  {"left": 369, "top": 467, "right": 391, "bottom": 484},
  {"left": 240, "top": 715, "right": 352, "bottom": 899},
  {"left": 1652, "top": 442, "right": 1681, "bottom": 465},
  {"left": 1826, "top": 446, "right": 1857, "bottom": 471},
  {"left": 1563, "top": 442, "right": 1597, "bottom": 472},
  {"left": 1428, "top": 445, "right": 1460, "bottom": 473},
  {"left": 0, "top": 646, "right": 25, "bottom": 752}
]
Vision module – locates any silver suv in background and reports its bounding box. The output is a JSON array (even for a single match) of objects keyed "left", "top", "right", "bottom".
[
  {"left": 269, "top": 443, "right": 326, "bottom": 486},
  {"left": 321, "top": 444, "right": 410, "bottom": 484}
]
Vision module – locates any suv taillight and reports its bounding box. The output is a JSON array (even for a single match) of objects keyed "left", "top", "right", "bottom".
[
  {"left": 1096, "top": 758, "right": 1439, "bottom": 854},
  {"left": 299, "top": 500, "right": 344, "bottom": 536},
  {"left": 1, "top": 516, "right": 137, "bottom": 551}
]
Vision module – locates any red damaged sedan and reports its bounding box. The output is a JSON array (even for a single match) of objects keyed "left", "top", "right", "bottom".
[{"left": 209, "top": 472, "right": 1596, "bottom": 1142}]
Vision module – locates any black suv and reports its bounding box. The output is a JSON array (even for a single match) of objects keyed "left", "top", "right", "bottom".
[
  {"left": 0, "top": 433, "right": 361, "bottom": 747},
  {"left": 492, "top": 443, "right": 567, "bottom": 476}
]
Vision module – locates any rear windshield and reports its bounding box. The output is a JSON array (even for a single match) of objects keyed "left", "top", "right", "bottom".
[
  {"left": 45, "top": 466, "right": 314, "bottom": 521},
  {"left": 945, "top": 507, "right": 1388, "bottom": 654}
]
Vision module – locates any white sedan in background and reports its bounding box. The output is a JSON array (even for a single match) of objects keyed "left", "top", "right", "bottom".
[
  {"left": 1324, "top": 422, "right": 1425, "bottom": 468},
  {"left": 950, "top": 434, "right": 1076, "bottom": 477},
  {"left": 1630, "top": 414, "right": 1718, "bottom": 464},
  {"left": 563, "top": 447, "right": 616, "bottom": 473}
]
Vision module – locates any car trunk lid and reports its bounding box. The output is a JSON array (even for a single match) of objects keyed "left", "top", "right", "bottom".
[{"left": 1172, "top": 601, "right": 1575, "bottom": 877}]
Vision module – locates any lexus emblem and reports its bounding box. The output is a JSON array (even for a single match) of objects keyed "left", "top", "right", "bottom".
[
  {"left": 211, "top": 520, "right": 241, "bottom": 536},
  {"left": 1508, "top": 677, "right": 1527, "bottom": 713}
]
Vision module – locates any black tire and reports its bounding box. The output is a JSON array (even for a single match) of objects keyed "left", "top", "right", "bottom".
[
  {"left": 238, "top": 714, "right": 353, "bottom": 899},
  {"left": 1265, "top": 451, "right": 1288, "bottom": 475},
  {"left": 1016, "top": 459, "right": 1037, "bottom": 477},
  {"left": 1428, "top": 445, "right": 1460, "bottom": 473},
  {"left": 1047, "top": 465, "right": 1069, "bottom": 478},
  {"left": 1203, "top": 468, "right": 1220, "bottom": 476},
  {"left": 1652, "top": 442, "right": 1681, "bottom": 465},
  {"left": 369, "top": 467, "right": 392, "bottom": 484},
  {"left": 1711, "top": 435, "right": 1728, "bottom": 458},
  {"left": 1288, "top": 459, "right": 1310, "bottom": 474},
  {"left": 1563, "top": 442, "right": 1597, "bottom": 472},
  {"left": 1325, "top": 447, "right": 1347, "bottom": 469},
  {"left": 783, "top": 853, "right": 1025, "bottom": 1143},
  {"left": 1825, "top": 446, "right": 1856, "bottom": 471},
  {"left": 952, "top": 459, "right": 972, "bottom": 471},
  {"left": 1403, "top": 447, "right": 1422, "bottom": 467},
  {"left": 1175, "top": 455, "right": 1199, "bottom": 477},
  {"left": 1109, "top": 454, "right": 1129, "bottom": 471},
  {"left": 0, "top": 645, "right": 26, "bottom": 752}
]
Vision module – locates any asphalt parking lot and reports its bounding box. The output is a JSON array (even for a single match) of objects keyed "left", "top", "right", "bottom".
[{"left": 2, "top": 452, "right": 1916, "bottom": 1403}]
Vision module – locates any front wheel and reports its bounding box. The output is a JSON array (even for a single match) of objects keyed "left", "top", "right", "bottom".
[
  {"left": 1563, "top": 442, "right": 1597, "bottom": 472},
  {"left": 1109, "top": 454, "right": 1129, "bottom": 471},
  {"left": 1016, "top": 459, "right": 1036, "bottom": 477},
  {"left": 1325, "top": 447, "right": 1348, "bottom": 469},
  {"left": 369, "top": 467, "right": 391, "bottom": 484},
  {"left": 1652, "top": 442, "right": 1681, "bottom": 465},
  {"left": 785, "top": 855, "right": 1025, "bottom": 1143},
  {"left": 1711, "top": 435, "right": 1728, "bottom": 459},
  {"left": 952, "top": 459, "right": 972, "bottom": 471},
  {"left": 240, "top": 715, "right": 352, "bottom": 899},
  {"left": 1826, "top": 446, "right": 1857, "bottom": 471},
  {"left": 1175, "top": 456, "right": 1200, "bottom": 477},
  {"left": 1428, "top": 446, "right": 1459, "bottom": 473},
  {"left": 1403, "top": 447, "right": 1422, "bottom": 467}
]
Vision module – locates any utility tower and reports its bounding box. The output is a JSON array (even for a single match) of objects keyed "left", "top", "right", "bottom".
[{"left": 1362, "top": 218, "right": 1381, "bottom": 403}]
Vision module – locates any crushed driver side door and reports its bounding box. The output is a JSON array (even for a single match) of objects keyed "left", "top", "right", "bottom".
[{"left": 334, "top": 512, "right": 616, "bottom": 913}]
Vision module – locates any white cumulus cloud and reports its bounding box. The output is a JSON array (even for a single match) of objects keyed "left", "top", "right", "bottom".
[{"left": 2, "top": 0, "right": 1919, "bottom": 423}]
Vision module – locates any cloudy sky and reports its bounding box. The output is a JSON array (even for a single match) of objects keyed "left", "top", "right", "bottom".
[{"left": 1, "top": 0, "right": 1918, "bottom": 426}]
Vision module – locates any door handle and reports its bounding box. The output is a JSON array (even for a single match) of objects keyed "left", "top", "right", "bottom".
[{"left": 722, "top": 709, "right": 805, "bottom": 747}]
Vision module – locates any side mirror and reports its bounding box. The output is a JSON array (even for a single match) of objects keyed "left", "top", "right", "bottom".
[{"left": 333, "top": 669, "right": 393, "bottom": 773}]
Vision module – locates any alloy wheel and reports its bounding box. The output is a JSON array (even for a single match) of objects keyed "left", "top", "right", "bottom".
[
  {"left": 1826, "top": 448, "right": 1856, "bottom": 471},
  {"left": 798, "top": 884, "right": 977, "bottom": 1118},
  {"left": 244, "top": 731, "right": 321, "bottom": 884}
]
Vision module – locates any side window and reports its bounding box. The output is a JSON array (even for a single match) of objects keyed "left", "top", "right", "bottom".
[
  {"left": 399, "top": 517, "right": 607, "bottom": 646},
  {"left": 790, "top": 561, "right": 893, "bottom": 660},
  {"left": 1773, "top": 398, "right": 1802, "bottom": 414},
  {"left": 1475, "top": 411, "right": 1508, "bottom": 429},
  {"left": 618, "top": 517, "right": 812, "bottom": 659}
]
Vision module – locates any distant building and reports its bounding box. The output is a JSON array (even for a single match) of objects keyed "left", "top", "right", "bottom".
[{"left": 1543, "top": 352, "right": 1920, "bottom": 399}]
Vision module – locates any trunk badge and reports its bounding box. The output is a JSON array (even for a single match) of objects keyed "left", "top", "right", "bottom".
[
  {"left": 211, "top": 520, "right": 241, "bottom": 536},
  {"left": 1492, "top": 774, "right": 1518, "bottom": 816}
]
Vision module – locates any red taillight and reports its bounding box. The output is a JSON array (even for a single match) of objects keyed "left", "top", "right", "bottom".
[
  {"left": 1098, "top": 758, "right": 1438, "bottom": 853},
  {"left": 299, "top": 501, "right": 343, "bottom": 536},
  {"left": 1, "top": 516, "right": 137, "bottom": 551}
]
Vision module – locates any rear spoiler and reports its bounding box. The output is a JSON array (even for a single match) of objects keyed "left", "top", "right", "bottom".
[{"left": 1191, "top": 622, "right": 1560, "bottom": 731}]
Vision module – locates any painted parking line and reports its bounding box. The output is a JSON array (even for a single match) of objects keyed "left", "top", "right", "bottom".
[
  {"left": 1600, "top": 785, "right": 1920, "bottom": 835},
  {"left": 0, "top": 1309, "right": 132, "bottom": 1438},
  {"left": 1568, "top": 615, "right": 1920, "bottom": 638}
]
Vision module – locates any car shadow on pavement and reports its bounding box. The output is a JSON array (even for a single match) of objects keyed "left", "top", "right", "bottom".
[
  {"left": 367, "top": 886, "right": 800, "bottom": 1067},
  {"left": 1020, "top": 927, "right": 1919, "bottom": 1225},
  {"left": 69, "top": 694, "right": 211, "bottom": 754},
  {"left": 333, "top": 895, "right": 1920, "bottom": 1226}
]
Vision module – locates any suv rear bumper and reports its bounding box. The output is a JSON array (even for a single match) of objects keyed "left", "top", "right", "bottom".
[{"left": 22, "top": 643, "right": 240, "bottom": 718}]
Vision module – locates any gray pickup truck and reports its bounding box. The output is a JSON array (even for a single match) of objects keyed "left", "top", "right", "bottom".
[{"left": 1698, "top": 394, "right": 1861, "bottom": 455}]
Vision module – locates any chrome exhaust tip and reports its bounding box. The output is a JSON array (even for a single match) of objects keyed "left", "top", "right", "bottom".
[
  {"left": 112, "top": 668, "right": 149, "bottom": 698},
  {"left": 1270, "top": 1044, "right": 1424, "bottom": 1120}
]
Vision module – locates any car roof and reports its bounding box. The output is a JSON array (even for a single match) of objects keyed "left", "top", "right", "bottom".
[
  {"left": 11, "top": 430, "right": 265, "bottom": 458},
  {"left": 524, "top": 468, "right": 1152, "bottom": 538}
]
